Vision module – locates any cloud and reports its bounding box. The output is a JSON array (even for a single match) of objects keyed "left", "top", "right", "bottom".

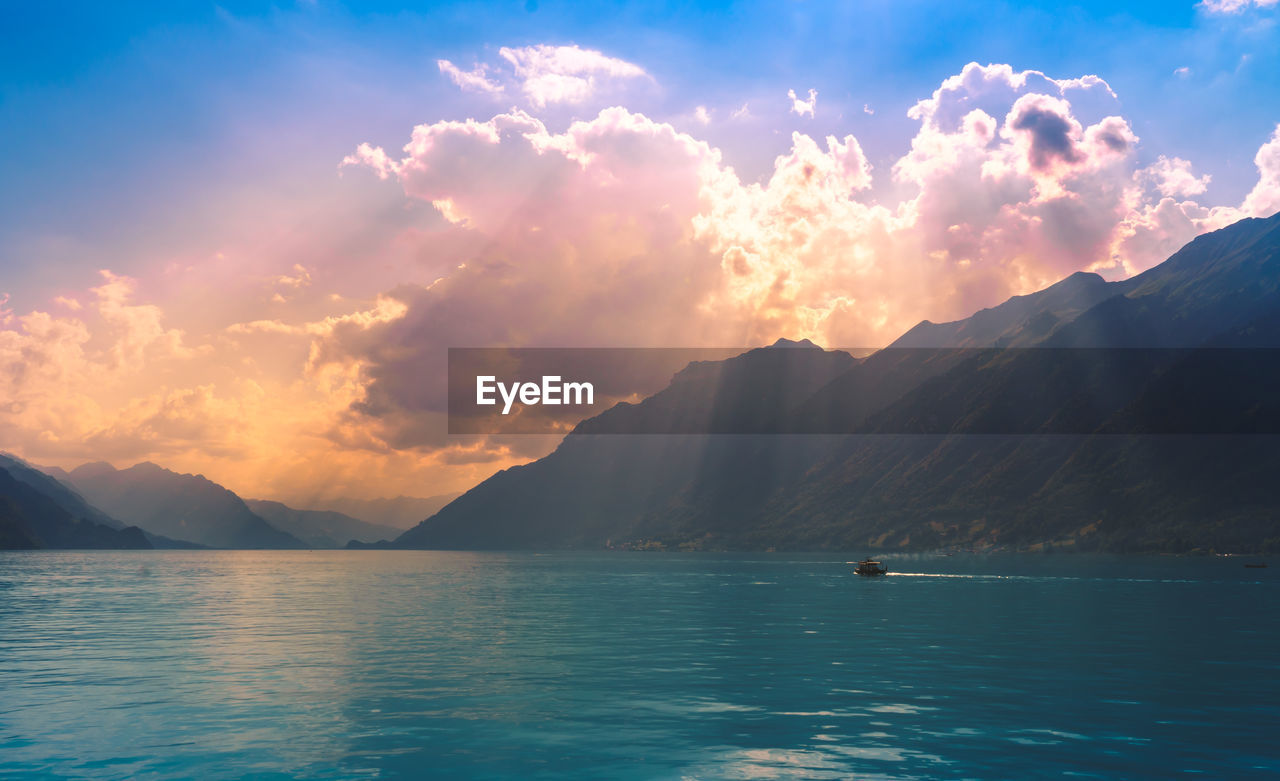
[
  {"left": 436, "top": 59, "right": 505, "bottom": 96},
  {"left": 1004, "top": 94, "right": 1087, "bottom": 172},
  {"left": 1199, "top": 0, "right": 1278, "bottom": 13},
  {"left": 1138, "top": 155, "right": 1211, "bottom": 198},
  {"left": 226, "top": 294, "right": 407, "bottom": 341},
  {"left": 0, "top": 268, "right": 496, "bottom": 500},
  {"left": 341, "top": 142, "right": 399, "bottom": 179},
  {"left": 907, "top": 62, "right": 1114, "bottom": 135},
  {"left": 91, "top": 271, "right": 198, "bottom": 367},
  {"left": 1242, "top": 124, "right": 1280, "bottom": 218},
  {"left": 893, "top": 63, "right": 1192, "bottom": 282},
  {"left": 324, "top": 107, "right": 733, "bottom": 446},
  {"left": 0, "top": 271, "right": 204, "bottom": 461},
  {"left": 331, "top": 62, "right": 1280, "bottom": 451},
  {"left": 9, "top": 56, "right": 1280, "bottom": 508},
  {"left": 498, "top": 44, "right": 647, "bottom": 107},
  {"left": 270, "top": 264, "right": 312, "bottom": 303},
  {"left": 788, "top": 88, "right": 817, "bottom": 117},
  {"left": 434, "top": 45, "right": 648, "bottom": 109}
]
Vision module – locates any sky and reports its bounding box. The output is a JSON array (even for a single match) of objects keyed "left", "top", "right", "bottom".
[{"left": 2, "top": 0, "right": 1279, "bottom": 506}]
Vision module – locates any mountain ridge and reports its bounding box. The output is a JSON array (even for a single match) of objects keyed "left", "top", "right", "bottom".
[
  {"left": 389, "top": 212, "right": 1280, "bottom": 554},
  {"left": 0, "top": 465, "right": 152, "bottom": 550},
  {"left": 68, "top": 462, "right": 306, "bottom": 549},
  {"left": 304, "top": 493, "right": 464, "bottom": 530},
  {"left": 244, "top": 499, "right": 403, "bottom": 548}
]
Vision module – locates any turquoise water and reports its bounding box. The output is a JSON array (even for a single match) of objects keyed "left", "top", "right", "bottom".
[{"left": 1, "top": 551, "right": 1277, "bottom": 779}]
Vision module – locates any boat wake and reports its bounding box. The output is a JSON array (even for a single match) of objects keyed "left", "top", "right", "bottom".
[{"left": 883, "top": 572, "right": 1201, "bottom": 584}]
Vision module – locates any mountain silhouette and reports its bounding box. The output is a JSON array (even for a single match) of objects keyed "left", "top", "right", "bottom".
[
  {"left": 244, "top": 499, "right": 403, "bottom": 548},
  {"left": 68, "top": 462, "right": 305, "bottom": 549},
  {"left": 0, "top": 460, "right": 151, "bottom": 550},
  {"left": 389, "top": 212, "right": 1280, "bottom": 554},
  {"left": 891, "top": 270, "right": 1127, "bottom": 349},
  {"left": 303, "top": 494, "right": 463, "bottom": 530},
  {"left": 0, "top": 453, "right": 203, "bottom": 548},
  {"left": 1, "top": 453, "right": 127, "bottom": 529}
]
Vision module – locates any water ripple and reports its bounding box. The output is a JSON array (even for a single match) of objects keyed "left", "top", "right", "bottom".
[{"left": 0, "top": 550, "right": 1276, "bottom": 779}]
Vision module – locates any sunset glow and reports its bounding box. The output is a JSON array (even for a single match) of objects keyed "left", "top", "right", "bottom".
[{"left": 3, "top": 1, "right": 1279, "bottom": 504}]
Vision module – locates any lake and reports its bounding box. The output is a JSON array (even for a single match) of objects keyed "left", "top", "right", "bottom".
[{"left": 1, "top": 551, "right": 1277, "bottom": 779}]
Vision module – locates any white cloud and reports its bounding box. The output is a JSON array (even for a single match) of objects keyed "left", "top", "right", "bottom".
[
  {"left": 1242, "top": 124, "right": 1280, "bottom": 218},
  {"left": 227, "top": 295, "right": 408, "bottom": 342},
  {"left": 788, "top": 88, "right": 817, "bottom": 117},
  {"left": 92, "top": 271, "right": 197, "bottom": 367},
  {"left": 1138, "top": 155, "right": 1211, "bottom": 198},
  {"left": 1199, "top": 0, "right": 1278, "bottom": 13},
  {"left": 433, "top": 45, "right": 649, "bottom": 109},
  {"left": 342, "top": 62, "right": 1280, "bottom": 377},
  {"left": 341, "top": 142, "right": 398, "bottom": 179},
  {"left": 908, "top": 62, "right": 1115, "bottom": 134},
  {"left": 497, "top": 44, "right": 647, "bottom": 108},
  {"left": 436, "top": 59, "right": 505, "bottom": 96}
]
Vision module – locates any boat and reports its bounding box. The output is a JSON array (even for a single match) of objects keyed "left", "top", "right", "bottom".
[
  {"left": 1244, "top": 562, "right": 1268, "bottom": 569},
  {"left": 854, "top": 558, "right": 887, "bottom": 576}
]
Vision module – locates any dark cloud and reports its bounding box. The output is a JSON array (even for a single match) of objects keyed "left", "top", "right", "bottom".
[{"left": 1009, "top": 100, "right": 1083, "bottom": 171}]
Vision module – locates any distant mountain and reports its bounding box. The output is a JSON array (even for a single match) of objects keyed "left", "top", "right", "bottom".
[
  {"left": 35, "top": 463, "right": 75, "bottom": 484},
  {"left": 68, "top": 462, "right": 305, "bottom": 549},
  {"left": 391, "top": 212, "right": 1280, "bottom": 554},
  {"left": 0, "top": 465, "right": 151, "bottom": 550},
  {"left": 308, "top": 494, "right": 462, "bottom": 530},
  {"left": 2, "top": 455, "right": 207, "bottom": 549},
  {"left": 0, "top": 453, "right": 127, "bottom": 529},
  {"left": 244, "top": 500, "right": 402, "bottom": 547}
]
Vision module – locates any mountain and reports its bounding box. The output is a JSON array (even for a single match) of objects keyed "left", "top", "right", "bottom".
[
  {"left": 0, "top": 452, "right": 126, "bottom": 529},
  {"left": 307, "top": 494, "right": 463, "bottom": 530},
  {"left": 68, "top": 462, "right": 306, "bottom": 549},
  {"left": 0, "top": 454, "right": 207, "bottom": 549},
  {"left": 391, "top": 212, "right": 1280, "bottom": 554},
  {"left": 244, "top": 500, "right": 402, "bottom": 548},
  {"left": 0, "top": 465, "right": 152, "bottom": 550},
  {"left": 573, "top": 338, "right": 857, "bottom": 434},
  {"left": 891, "top": 270, "right": 1130, "bottom": 349},
  {"left": 1045, "top": 213, "right": 1280, "bottom": 349},
  {"left": 35, "top": 463, "right": 75, "bottom": 484}
]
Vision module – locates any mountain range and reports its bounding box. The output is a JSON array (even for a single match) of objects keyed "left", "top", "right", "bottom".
[
  {"left": 0, "top": 454, "right": 427, "bottom": 550},
  {"left": 6, "top": 213, "right": 1279, "bottom": 553},
  {"left": 299, "top": 494, "right": 463, "bottom": 530},
  {"left": 0, "top": 454, "right": 151, "bottom": 550},
  {"left": 243, "top": 500, "right": 402, "bottom": 548},
  {"left": 385, "top": 212, "right": 1280, "bottom": 554}
]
